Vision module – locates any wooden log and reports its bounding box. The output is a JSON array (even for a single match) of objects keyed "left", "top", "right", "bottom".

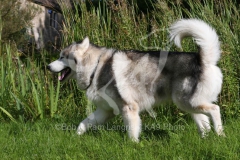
[{"left": 27, "top": 0, "right": 73, "bottom": 13}]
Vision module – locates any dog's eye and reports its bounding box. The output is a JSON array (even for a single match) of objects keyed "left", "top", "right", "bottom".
[{"left": 60, "top": 57, "right": 64, "bottom": 60}]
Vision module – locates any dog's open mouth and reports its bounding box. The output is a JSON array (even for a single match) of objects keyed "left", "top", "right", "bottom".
[{"left": 58, "top": 67, "right": 71, "bottom": 81}]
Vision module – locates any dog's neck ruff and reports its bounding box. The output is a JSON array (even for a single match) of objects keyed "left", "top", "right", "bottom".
[{"left": 84, "top": 54, "right": 102, "bottom": 90}]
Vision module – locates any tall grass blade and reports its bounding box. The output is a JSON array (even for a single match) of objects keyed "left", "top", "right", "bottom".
[
  {"left": 50, "top": 80, "right": 60, "bottom": 117},
  {"left": 29, "top": 76, "right": 43, "bottom": 119},
  {"left": 0, "top": 107, "right": 16, "bottom": 123}
]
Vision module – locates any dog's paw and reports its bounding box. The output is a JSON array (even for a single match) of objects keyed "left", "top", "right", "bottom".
[
  {"left": 130, "top": 137, "right": 139, "bottom": 143},
  {"left": 77, "top": 123, "right": 86, "bottom": 135},
  {"left": 76, "top": 130, "right": 85, "bottom": 135},
  {"left": 218, "top": 130, "right": 226, "bottom": 137}
]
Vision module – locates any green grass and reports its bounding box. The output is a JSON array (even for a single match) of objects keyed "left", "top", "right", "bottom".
[
  {"left": 0, "top": 0, "right": 240, "bottom": 159},
  {"left": 1, "top": 118, "right": 240, "bottom": 159}
]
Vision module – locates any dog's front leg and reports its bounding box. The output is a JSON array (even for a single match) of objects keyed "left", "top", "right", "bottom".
[
  {"left": 122, "top": 102, "right": 141, "bottom": 142},
  {"left": 77, "top": 107, "right": 114, "bottom": 135}
]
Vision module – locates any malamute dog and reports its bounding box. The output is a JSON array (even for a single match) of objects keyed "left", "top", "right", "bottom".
[{"left": 47, "top": 19, "right": 224, "bottom": 142}]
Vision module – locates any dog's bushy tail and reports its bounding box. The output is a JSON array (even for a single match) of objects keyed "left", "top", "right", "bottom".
[{"left": 169, "top": 19, "right": 221, "bottom": 65}]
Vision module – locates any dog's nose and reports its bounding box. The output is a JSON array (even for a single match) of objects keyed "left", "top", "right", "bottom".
[{"left": 46, "top": 65, "right": 51, "bottom": 71}]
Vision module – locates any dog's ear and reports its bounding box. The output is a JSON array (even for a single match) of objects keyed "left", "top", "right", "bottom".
[
  {"left": 81, "top": 36, "right": 90, "bottom": 50},
  {"left": 72, "top": 37, "right": 90, "bottom": 54}
]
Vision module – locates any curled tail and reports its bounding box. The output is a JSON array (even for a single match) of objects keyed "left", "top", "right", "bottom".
[{"left": 169, "top": 19, "right": 221, "bottom": 65}]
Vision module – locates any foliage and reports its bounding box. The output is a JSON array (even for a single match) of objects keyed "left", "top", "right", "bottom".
[
  {"left": 0, "top": 0, "right": 37, "bottom": 50},
  {"left": 0, "top": 0, "right": 239, "bottom": 122}
]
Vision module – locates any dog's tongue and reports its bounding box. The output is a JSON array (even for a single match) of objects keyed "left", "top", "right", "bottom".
[{"left": 58, "top": 70, "right": 67, "bottom": 81}]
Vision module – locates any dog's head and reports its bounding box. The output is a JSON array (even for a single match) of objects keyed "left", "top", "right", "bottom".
[{"left": 47, "top": 37, "right": 90, "bottom": 85}]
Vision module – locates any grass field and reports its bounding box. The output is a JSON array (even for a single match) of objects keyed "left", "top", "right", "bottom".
[
  {"left": 1, "top": 117, "right": 240, "bottom": 159},
  {"left": 0, "top": 0, "right": 240, "bottom": 159}
]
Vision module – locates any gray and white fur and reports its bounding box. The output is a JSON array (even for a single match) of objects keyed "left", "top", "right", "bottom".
[{"left": 47, "top": 19, "right": 224, "bottom": 142}]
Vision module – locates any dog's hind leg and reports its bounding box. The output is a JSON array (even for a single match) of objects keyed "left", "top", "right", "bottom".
[
  {"left": 195, "top": 104, "right": 225, "bottom": 136},
  {"left": 122, "top": 102, "right": 141, "bottom": 142},
  {"left": 191, "top": 113, "right": 211, "bottom": 137},
  {"left": 77, "top": 107, "right": 115, "bottom": 135}
]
